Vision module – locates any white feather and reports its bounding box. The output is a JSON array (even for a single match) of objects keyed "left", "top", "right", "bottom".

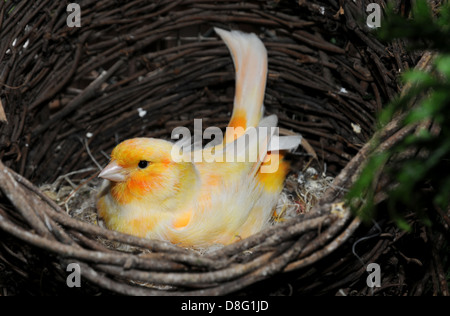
[{"left": 269, "top": 135, "right": 302, "bottom": 152}]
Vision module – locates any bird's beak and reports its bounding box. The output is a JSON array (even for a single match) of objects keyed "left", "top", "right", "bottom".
[{"left": 98, "top": 160, "right": 127, "bottom": 182}]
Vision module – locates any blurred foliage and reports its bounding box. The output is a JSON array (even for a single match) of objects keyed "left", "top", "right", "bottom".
[
  {"left": 346, "top": 0, "right": 450, "bottom": 231},
  {"left": 377, "top": 0, "right": 450, "bottom": 53}
]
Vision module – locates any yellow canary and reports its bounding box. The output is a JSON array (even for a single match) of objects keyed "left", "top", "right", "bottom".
[{"left": 97, "top": 28, "right": 302, "bottom": 247}]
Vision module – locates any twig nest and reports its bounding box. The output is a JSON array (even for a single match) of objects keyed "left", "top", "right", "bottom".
[{"left": 0, "top": 0, "right": 421, "bottom": 295}]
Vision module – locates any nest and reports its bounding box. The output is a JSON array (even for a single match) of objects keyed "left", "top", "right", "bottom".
[{"left": 0, "top": 0, "right": 434, "bottom": 295}]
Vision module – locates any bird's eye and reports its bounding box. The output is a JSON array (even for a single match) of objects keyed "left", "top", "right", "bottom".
[{"left": 138, "top": 160, "right": 150, "bottom": 169}]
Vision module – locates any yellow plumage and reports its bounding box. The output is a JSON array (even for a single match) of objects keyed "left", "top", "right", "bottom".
[{"left": 97, "top": 28, "right": 301, "bottom": 247}]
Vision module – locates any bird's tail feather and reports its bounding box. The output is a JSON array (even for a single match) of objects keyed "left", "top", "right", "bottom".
[
  {"left": 215, "top": 28, "right": 302, "bottom": 174},
  {"left": 215, "top": 28, "right": 268, "bottom": 140}
]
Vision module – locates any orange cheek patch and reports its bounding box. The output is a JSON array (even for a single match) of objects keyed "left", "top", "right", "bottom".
[
  {"left": 128, "top": 178, "right": 153, "bottom": 195},
  {"left": 112, "top": 166, "right": 167, "bottom": 205},
  {"left": 128, "top": 171, "right": 163, "bottom": 194},
  {"left": 111, "top": 183, "right": 133, "bottom": 205},
  {"left": 111, "top": 178, "right": 157, "bottom": 205}
]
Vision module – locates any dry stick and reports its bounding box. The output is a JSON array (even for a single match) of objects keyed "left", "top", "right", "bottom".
[
  {"left": 316, "top": 109, "right": 408, "bottom": 207},
  {"left": 0, "top": 3, "right": 5, "bottom": 33},
  {"left": 252, "top": 8, "right": 312, "bottom": 29},
  {"left": 0, "top": 161, "right": 51, "bottom": 238},
  {"left": 259, "top": 215, "right": 335, "bottom": 248},
  {"left": 434, "top": 203, "right": 450, "bottom": 229},
  {"left": 319, "top": 239, "right": 391, "bottom": 295},
  {"left": 95, "top": 252, "right": 274, "bottom": 288},
  {"left": 71, "top": 231, "right": 116, "bottom": 253},
  {"left": 0, "top": 98, "right": 7, "bottom": 123},
  {"left": 430, "top": 231, "right": 450, "bottom": 296},
  {"left": 207, "top": 212, "right": 330, "bottom": 260},
  {"left": 291, "top": 208, "right": 353, "bottom": 262},
  {"left": 343, "top": 0, "right": 388, "bottom": 57},
  {"left": 20, "top": 185, "right": 81, "bottom": 247},
  {"left": 190, "top": 235, "right": 312, "bottom": 295},
  {"left": 75, "top": 25, "right": 173, "bottom": 78},
  {"left": 28, "top": 52, "right": 73, "bottom": 102},
  {"left": 9, "top": 0, "right": 52, "bottom": 50},
  {"left": 0, "top": 212, "right": 191, "bottom": 272},
  {"left": 284, "top": 217, "right": 362, "bottom": 272},
  {"left": 289, "top": 30, "right": 345, "bottom": 54},
  {"left": 32, "top": 58, "right": 124, "bottom": 137},
  {"left": 75, "top": 262, "right": 169, "bottom": 296},
  {"left": 76, "top": 260, "right": 253, "bottom": 296},
  {"left": 28, "top": 32, "right": 88, "bottom": 111},
  {"left": 0, "top": 0, "right": 29, "bottom": 40}
]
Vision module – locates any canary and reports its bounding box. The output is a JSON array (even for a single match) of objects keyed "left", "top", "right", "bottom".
[{"left": 97, "top": 28, "right": 302, "bottom": 247}]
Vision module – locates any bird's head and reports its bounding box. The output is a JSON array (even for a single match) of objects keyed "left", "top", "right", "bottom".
[{"left": 99, "top": 138, "right": 198, "bottom": 207}]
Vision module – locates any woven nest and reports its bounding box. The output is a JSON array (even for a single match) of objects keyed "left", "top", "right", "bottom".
[{"left": 0, "top": 0, "right": 432, "bottom": 295}]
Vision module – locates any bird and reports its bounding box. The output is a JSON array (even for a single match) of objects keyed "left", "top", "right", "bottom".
[{"left": 96, "top": 28, "right": 302, "bottom": 248}]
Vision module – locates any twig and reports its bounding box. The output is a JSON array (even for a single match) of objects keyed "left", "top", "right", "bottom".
[
  {"left": 84, "top": 138, "right": 103, "bottom": 171},
  {"left": 32, "top": 58, "right": 125, "bottom": 137},
  {"left": 0, "top": 98, "right": 7, "bottom": 123},
  {"left": 0, "top": 161, "right": 51, "bottom": 238}
]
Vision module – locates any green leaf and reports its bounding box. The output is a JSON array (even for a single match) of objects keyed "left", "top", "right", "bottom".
[
  {"left": 404, "top": 90, "right": 448, "bottom": 125},
  {"left": 435, "top": 55, "right": 450, "bottom": 78},
  {"left": 413, "top": 0, "right": 433, "bottom": 23},
  {"left": 402, "top": 70, "right": 434, "bottom": 85},
  {"left": 395, "top": 217, "right": 412, "bottom": 232},
  {"left": 347, "top": 0, "right": 450, "bottom": 230},
  {"left": 435, "top": 177, "right": 450, "bottom": 210},
  {"left": 346, "top": 151, "right": 390, "bottom": 222}
]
